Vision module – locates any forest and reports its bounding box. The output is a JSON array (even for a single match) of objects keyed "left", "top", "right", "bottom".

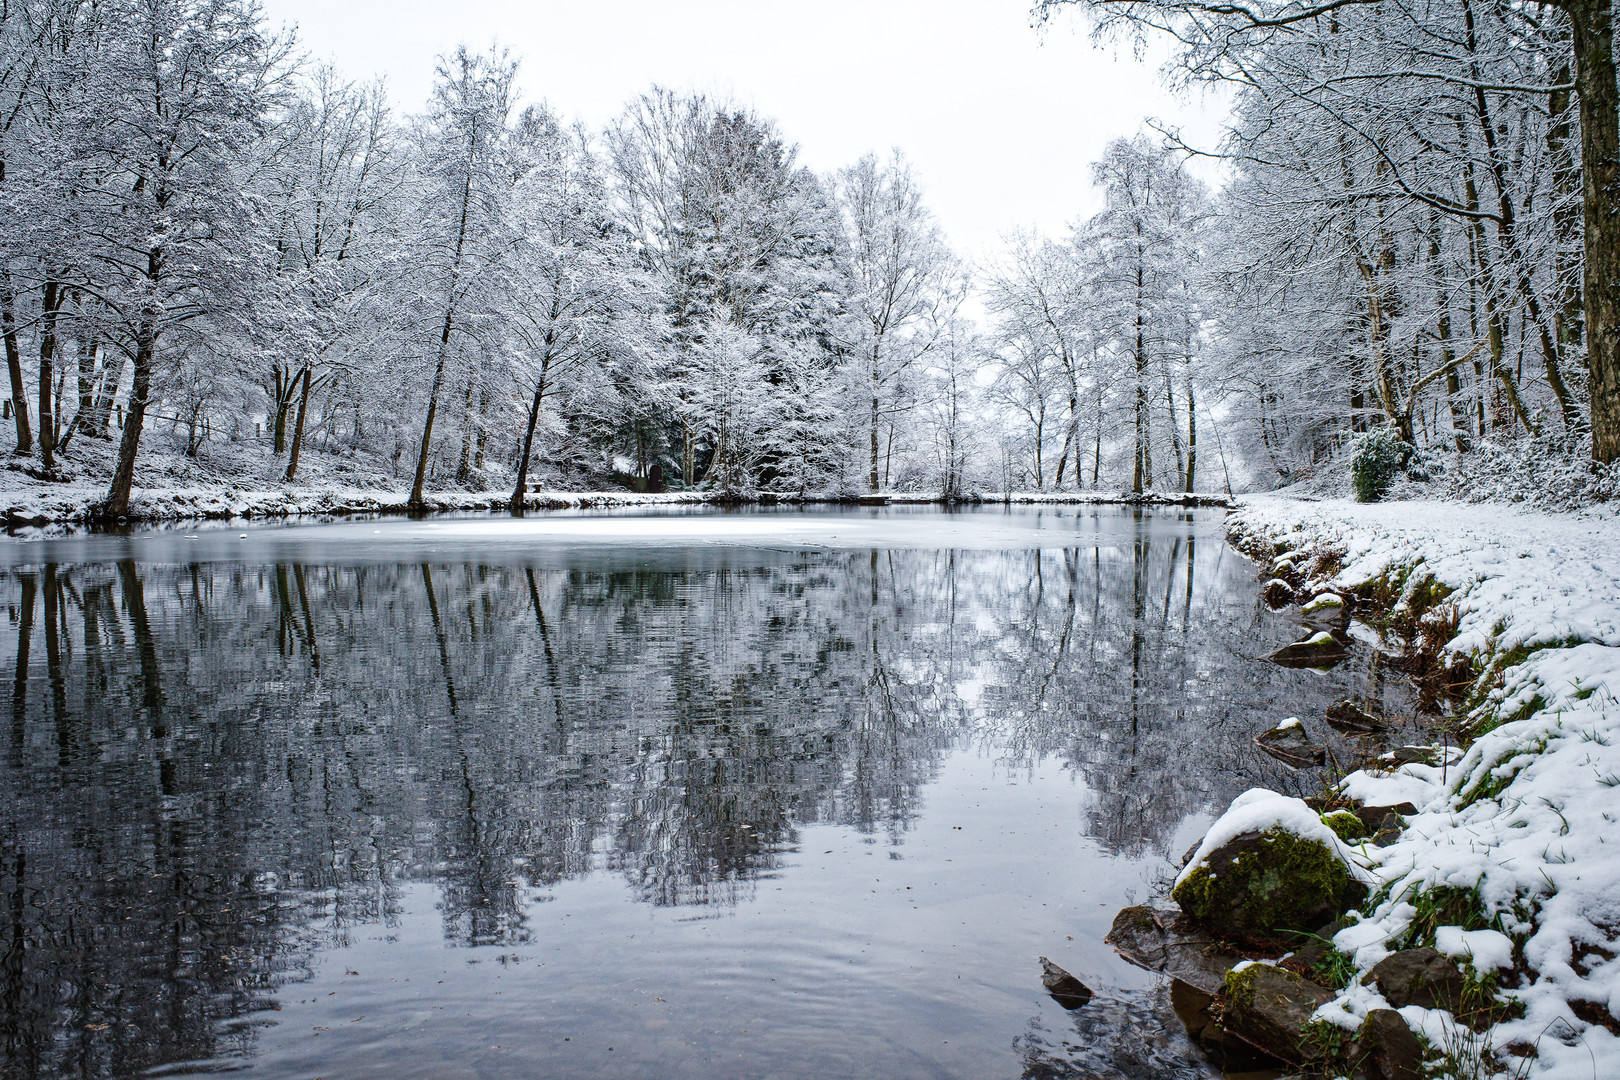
[{"left": 0, "top": 0, "right": 1616, "bottom": 518}]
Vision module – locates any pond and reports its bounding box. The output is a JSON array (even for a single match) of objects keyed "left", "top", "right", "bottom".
[{"left": 0, "top": 506, "right": 1412, "bottom": 1080}]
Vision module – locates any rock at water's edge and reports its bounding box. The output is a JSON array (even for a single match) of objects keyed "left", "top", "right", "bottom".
[
  {"left": 1256, "top": 718, "right": 1327, "bottom": 768},
  {"left": 1105, "top": 904, "right": 1243, "bottom": 996},
  {"left": 1325, "top": 699, "right": 1388, "bottom": 734},
  {"left": 1270, "top": 631, "right": 1349, "bottom": 669},
  {"left": 1173, "top": 828, "right": 1365, "bottom": 942},
  {"left": 1038, "top": 956, "right": 1094, "bottom": 1010},
  {"left": 1261, "top": 578, "right": 1295, "bottom": 608},
  {"left": 1220, "top": 963, "right": 1335, "bottom": 1066}
]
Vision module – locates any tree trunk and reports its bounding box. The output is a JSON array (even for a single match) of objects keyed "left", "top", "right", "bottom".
[
  {"left": 509, "top": 365, "right": 549, "bottom": 515},
  {"left": 37, "top": 282, "right": 60, "bottom": 474},
  {"left": 455, "top": 372, "right": 476, "bottom": 485},
  {"left": 410, "top": 320, "right": 452, "bottom": 510},
  {"left": 284, "top": 365, "right": 313, "bottom": 482},
  {"left": 56, "top": 328, "right": 99, "bottom": 455},
  {"left": 100, "top": 322, "right": 155, "bottom": 519},
  {"left": 1, "top": 273, "right": 31, "bottom": 455},
  {"left": 1563, "top": 0, "right": 1620, "bottom": 463},
  {"left": 868, "top": 392, "right": 881, "bottom": 492},
  {"left": 271, "top": 363, "right": 294, "bottom": 455},
  {"left": 1184, "top": 367, "right": 1197, "bottom": 492}
]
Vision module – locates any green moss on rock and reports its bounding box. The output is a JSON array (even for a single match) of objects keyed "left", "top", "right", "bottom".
[
  {"left": 1173, "top": 827, "right": 1363, "bottom": 941},
  {"left": 1322, "top": 809, "right": 1371, "bottom": 841}
]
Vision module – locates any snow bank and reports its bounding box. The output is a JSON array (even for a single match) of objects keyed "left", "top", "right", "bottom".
[
  {"left": 1228, "top": 496, "right": 1620, "bottom": 1078},
  {"left": 0, "top": 476, "right": 719, "bottom": 525}
]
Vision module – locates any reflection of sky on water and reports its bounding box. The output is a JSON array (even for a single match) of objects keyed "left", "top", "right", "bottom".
[{"left": 0, "top": 507, "right": 1411, "bottom": 1079}]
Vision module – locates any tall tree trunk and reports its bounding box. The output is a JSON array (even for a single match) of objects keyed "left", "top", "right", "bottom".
[
  {"left": 37, "top": 282, "right": 60, "bottom": 474},
  {"left": 509, "top": 361, "right": 550, "bottom": 515},
  {"left": 410, "top": 317, "right": 454, "bottom": 510},
  {"left": 455, "top": 372, "right": 477, "bottom": 485},
  {"left": 474, "top": 383, "right": 490, "bottom": 472},
  {"left": 271, "top": 363, "right": 294, "bottom": 455},
  {"left": 1, "top": 273, "right": 31, "bottom": 455},
  {"left": 1561, "top": 0, "right": 1620, "bottom": 462},
  {"left": 56, "top": 326, "right": 99, "bottom": 455},
  {"left": 1184, "top": 367, "right": 1197, "bottom": 492},
  {"left": 89, "top": 356, "right": 119, "bottom": 439},
  {"left": 1132, "top": 325, "right": 1147, "bottom": 494},
  {"left": 284, "top": 365, "right": 313, "bottom": 482},
  {"left": 410, "top": 151, "right": 475, "bottom": 510},
  {"left": 100, "top": 321, "right": 156, "bottom": 519},
  {"left": 868, "top": 392, "right": 881, "bottom": 492}
]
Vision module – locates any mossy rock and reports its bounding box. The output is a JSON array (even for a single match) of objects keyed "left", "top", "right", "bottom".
[
  {"left": 1321, "top": 810, "right": 1371, "bottom": 841},
  {"left": 1172, "top": 827, "right": 1365, "bottom": 941},
  {"left": 1219, "top": 963, "right": 1335, "bottom": 1066}
]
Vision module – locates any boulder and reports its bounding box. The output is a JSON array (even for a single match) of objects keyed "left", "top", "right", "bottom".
[
  {"left": 1383, "top": 745, "right": 1447, "bottom": 768},
  {"left": 1262, "top": 578, "right": 1295, "bottom": 608},
  {"left": 1363, "top": 948, "right": 1466, "bottom": 1012},
  {"left": 1270, "top": 630, "right": 1350, "bottom": 669},
  {"left": 1105, "top": 904, "right": 1243, "bottom": 996},
  {"left": 1355, "top": 802, "right": 1416, "bottom": 848},
  {"left": 1296, "top": 595, "right": 1347, "bottom": 628},
  {"left": 1038, "top": 956, "right": 1094, "bottom": 1009},
  {"left": 1220, "top": 963, "right": 1335, "bottom": 1066},
  {"left": 1325, "top": 699, "right": 1388, "bottom": 734},
  {"left": 1256, "top": 718, "right": 1327, "bottom": 768},
  {"left": 1173, "top": 827, "right": 1366, "bottom": 942},
  {"left": 1354, "top": 1009, "right": 1425, "bottom": 1080}
]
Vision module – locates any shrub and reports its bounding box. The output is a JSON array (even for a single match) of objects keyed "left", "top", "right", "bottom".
[{"left": 1351, "top": 427, "right": 1412, "bottom": 502}]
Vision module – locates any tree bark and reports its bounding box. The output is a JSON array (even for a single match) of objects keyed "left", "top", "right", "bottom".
[
  {"left": 509, "top": 363, "right": 550, "bottom": 515},
  {"left": 284, "top": 365, "right": 313, "bottom": 481},
  {"left": 1, "top": 273, "right": 31, "bottom": 455},
  {"left": 1184, "top": 366, "right": 1197, "bottom": 492},
  {"left": 37, "top": 281, "right": 61, "bottom": 474},
  {"left": 409, "top": 316, "right": 453, "bottom": 510},
  {"left": 100, "top": 322, "right": 155, "bottom": 519},
  {"left": 1561, "top": 0, "right": 1620, "bottom": 462}
]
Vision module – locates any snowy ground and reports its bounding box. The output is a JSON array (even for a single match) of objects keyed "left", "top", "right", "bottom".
[{"left": 1228, "top": 496, "right": 1620, "bottom": 1077}]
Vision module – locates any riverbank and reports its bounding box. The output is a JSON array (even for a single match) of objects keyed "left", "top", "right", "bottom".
[
  {"left": 0, "top": 464, "right": 1229, "bottom": 526},
  {"left": 1153, "top": 497, "right": 1620, "bottom": 1077}
]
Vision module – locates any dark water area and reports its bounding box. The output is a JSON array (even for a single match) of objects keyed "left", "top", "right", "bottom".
[{"left": 0, "top": 506, "right": 1413, "bottom": 1080}]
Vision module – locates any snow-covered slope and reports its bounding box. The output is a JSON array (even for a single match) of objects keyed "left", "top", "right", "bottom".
[{"left": 1229, "top": 497, "right": 1620, "bottom": 1078}]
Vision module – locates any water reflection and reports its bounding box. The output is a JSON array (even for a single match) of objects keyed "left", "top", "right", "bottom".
[{"left": 0, "top": 512, "right": 1406, "bottom": 1079}]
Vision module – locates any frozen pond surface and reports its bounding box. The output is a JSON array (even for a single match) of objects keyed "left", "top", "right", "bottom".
[{"left": 0, "top": 506, "right": 1412, "bottom": 1079}]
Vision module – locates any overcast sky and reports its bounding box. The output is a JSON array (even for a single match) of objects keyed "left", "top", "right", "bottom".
[{"left": 259, "top": 0, "right": 1229, "bottom": 260}]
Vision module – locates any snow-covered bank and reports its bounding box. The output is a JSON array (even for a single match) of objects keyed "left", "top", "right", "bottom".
[
  {"left": 1227, "top": 497, "right": 1620, "bottom": 1077},
  {"left": 0, "top": 474, "right": 717, "bottom": 526},
  {"left": 0, "top": 471, "right": 1229, "bottom": 526}
]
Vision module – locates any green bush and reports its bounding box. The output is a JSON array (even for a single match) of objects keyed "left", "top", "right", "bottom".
[{"left": 1351, "top": 427, "right": 1412, "bottom": 502}]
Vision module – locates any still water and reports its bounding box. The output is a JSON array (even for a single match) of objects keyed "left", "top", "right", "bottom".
[{"left": 0, "top": 506, "right": 1409, "bottom": 1080}]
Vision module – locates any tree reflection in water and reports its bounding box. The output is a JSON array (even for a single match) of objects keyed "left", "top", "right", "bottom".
[{"left": 0, "top": 518, "right": 1407, "bottom": 1078}]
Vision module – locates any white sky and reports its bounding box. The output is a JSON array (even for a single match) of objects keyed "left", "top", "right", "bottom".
[{"left": 259, "top": 0, "right": 1230, "bottom": 261}]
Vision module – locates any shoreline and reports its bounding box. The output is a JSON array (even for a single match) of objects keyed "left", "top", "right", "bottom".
[
  {"left": 0, "top": 483, "right": 1230, "bottom": 529},
  {"left": 1118, "top": 496, "right": 1620, "bottom": 1077}
]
